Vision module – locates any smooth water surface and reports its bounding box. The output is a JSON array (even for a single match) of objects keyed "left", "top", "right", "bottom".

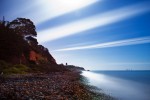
[{"left": 81, "top": 70, "right": 150, "bottom": 100}]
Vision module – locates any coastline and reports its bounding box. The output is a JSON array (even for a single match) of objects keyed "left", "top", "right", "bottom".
[{"left": 0, "top": 70, "right": 114, "bottom": 100}]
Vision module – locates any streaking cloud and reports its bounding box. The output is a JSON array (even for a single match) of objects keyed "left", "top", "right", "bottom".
[
  {"left": 37, "top": 2, "right": 150, "bottom": 43},
  {"left": 22, "top": 0, "right": 99, "bottom": 24},
  {"left": 54, "top": 37, "right": 150, "bottom": 51}
]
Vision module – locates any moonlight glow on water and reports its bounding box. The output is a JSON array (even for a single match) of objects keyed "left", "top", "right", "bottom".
[{"left": 82, "top": 71, "right": 150, "bottom": 100}]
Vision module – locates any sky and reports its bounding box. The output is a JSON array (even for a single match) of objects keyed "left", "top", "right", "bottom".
[{"left": 0, "top": 0, "right": 150, "bottom": 70}]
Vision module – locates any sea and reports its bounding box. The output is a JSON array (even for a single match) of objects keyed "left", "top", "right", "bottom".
[{"left": 81, "top": 70, "right": 150, "bottom": 100}]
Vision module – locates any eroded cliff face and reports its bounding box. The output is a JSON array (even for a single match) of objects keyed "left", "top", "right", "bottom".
[
  {"left": 0, "top": 26, "right": 57, "bottom": 65},
  {"left": 29, "top": 50, "right": 56, "bottom": 65},
  {"left": 36, "top": 45, "right": 56, "bottom": 64}
]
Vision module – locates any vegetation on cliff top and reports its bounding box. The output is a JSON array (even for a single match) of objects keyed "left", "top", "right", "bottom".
[{"left": 0, "top": 17, "right": 68, "bottom": 74}]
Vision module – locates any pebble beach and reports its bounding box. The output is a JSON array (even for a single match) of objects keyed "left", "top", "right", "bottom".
[{"left": 0, "top": 71, "right": 113, "bottom": 100}]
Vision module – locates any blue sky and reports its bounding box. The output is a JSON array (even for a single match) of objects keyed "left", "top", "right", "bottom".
[{"left": 0, "top": 0, "right": 150, "bottom": 70}]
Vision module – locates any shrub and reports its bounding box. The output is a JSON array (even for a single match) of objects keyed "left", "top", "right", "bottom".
[
  {"left": 13, "top": 64, "right": 29, "bottom": 71},
  {"left": 3, "top": 64, "right": 29, "bottom": 74},
  {"left": 0, "top": 60, "right": 9, "bottom": 72}
]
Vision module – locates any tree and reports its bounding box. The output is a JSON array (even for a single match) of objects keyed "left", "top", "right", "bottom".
[
  {"left": 8, "top": 18, "right": 37, "bottom": 37},
  {"left": 26, "top": 36, "right": 38, "bottom": 46},
  {"left": 0, "top": 16, "right": 9, "bottom": 28},
  {"left": 0, "top": 25, "right": 29, "bottom": 62}
]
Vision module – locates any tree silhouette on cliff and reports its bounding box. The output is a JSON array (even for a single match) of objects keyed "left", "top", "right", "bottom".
[
  {"left": 0, "top": 17, "right": 56, "bottom": 65},
  {"left": 0, "top": 20, "right": 29, "bottom": 63},
  {"left": 8, "top": 18, "right": 37, "bottom": 37}
]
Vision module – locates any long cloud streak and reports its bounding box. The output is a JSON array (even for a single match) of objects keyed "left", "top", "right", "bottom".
[
  {"left": 54, "top": 37, "right": 150, "bottom": 51},
  {"left": 38, "top": 2, "right": 150, "bottom": 43},
  {"left": 24, "top": 0, "right": 99, "bottom": 24},
  {"left": 7, "top": 0, "right": 98, "bottom": 25}
]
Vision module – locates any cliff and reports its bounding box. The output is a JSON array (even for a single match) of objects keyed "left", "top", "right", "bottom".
[
  {"left": 0, "top": 18, "right": 57, "bottom": 72},
  {"left": 0, "top": 17, "right": 84, "bottom": 73}
]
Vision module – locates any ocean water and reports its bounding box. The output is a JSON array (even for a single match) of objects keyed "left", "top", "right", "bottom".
[{"left": 81, "top": 70, "right": 150, "bottom": 100}]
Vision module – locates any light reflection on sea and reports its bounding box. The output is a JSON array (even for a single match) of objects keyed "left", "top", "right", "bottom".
[{"left": 81, "top": 71, "right": 150, "bottom": 100}]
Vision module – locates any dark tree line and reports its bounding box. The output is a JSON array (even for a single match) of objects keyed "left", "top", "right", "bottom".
[
  {"left": 0, "top": 17, "right": 35, "bottom": 63},
  {"left": 9, "top": 18, "right": 37, "bottom": 37}
]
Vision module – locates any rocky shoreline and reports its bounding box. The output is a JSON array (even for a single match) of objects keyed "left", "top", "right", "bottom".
[{"left": 0, "top": 71, "right": 114, "bottom": 100}]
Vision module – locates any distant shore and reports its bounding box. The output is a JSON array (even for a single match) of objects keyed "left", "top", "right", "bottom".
[{"left": 0, "top": 70, "right": 114, "bottom": 100}]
